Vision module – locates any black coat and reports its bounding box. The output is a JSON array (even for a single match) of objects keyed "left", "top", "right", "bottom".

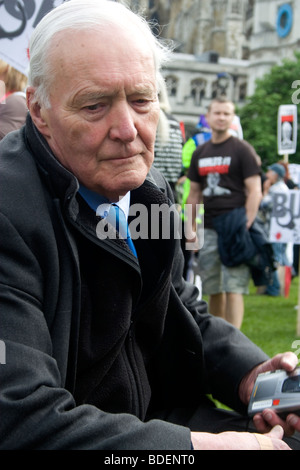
[{"left": 0, "top": 118, "right": 268, "bottom": 449}]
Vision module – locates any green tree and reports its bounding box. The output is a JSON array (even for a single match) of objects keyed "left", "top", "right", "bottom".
[{"left": 238, "top": 51, "right": 300, "bottom": 170}]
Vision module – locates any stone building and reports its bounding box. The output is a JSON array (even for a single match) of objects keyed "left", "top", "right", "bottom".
[
  {"left": 118, "top": 0, "right": 299, "bottom": 133},
  {"left": 248, "top": 1, "right": 300, "bottom": 95}
]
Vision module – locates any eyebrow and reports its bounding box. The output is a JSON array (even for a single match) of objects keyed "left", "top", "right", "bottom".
[
  {"left": 71, "top": 85, "right": 157, "bottom": 108},
  {"left": 70, "top": 91, "right": 108, "bottom": 108}
]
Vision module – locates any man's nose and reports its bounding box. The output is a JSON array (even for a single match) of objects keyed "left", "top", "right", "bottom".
[{"left": 109, "top": 103, "right": 138, "bottom": 142}]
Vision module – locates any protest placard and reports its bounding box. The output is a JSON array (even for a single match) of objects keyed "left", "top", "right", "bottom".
[
  {"left": 278, "top": 105, "right": 297, "bottom": 157},
  {"left": 269, "top": 190, "right": 300, "bottom": 244},
  {"left": 269, "top": 190, "right": 300, "bottom": 335},
  {"left": 289, "top": 163, "right": 300, "bottom": 189},
  {"left": 0, "top": 0, "right": 67, "bottom": 76}
]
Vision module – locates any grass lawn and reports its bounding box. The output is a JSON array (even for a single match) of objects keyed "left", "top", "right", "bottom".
[
  {"left": 241, "top": 276, "right": 300, "bottom": 359},
  {"left": 203, "top": 276, "right": 300, "bottom": 409},
  {"left": 202, "top": 276, "right": 300, "bottom": 358}
]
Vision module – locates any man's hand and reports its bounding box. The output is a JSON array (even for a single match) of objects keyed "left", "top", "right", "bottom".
[
  {"left": 191, "top": 425, "right": 290, "bottom": 450},
  {"left": 239, "top": 352, "right": 300, "bottom": 436},
  {"left": 191, "top": 352, "right": 299, "bottom": 449}
]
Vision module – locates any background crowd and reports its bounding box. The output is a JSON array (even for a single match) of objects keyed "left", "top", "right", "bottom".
[{"left": 1, "top": 0, "right": 300, "bottom": 450}]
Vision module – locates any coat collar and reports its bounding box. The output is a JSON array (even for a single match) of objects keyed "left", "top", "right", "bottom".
[{"left": 25, "top": 114, "right": 79, "bottom": 206}]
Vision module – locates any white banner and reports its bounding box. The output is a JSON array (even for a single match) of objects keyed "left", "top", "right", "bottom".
[
  {"left": 0, "top": 0, "right": 67, "bottom": 76},
  {"left": 277, "top": 104, "right": 297, "bottom": 155},
  {"left": 269, "top": 190, "right": 300, "bottom": 243},
  {"left": 289, "top": 163, "right": 300, "bottom": 188}
]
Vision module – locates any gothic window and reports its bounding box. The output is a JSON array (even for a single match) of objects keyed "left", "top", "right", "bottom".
[
  {"left": 238, "top": 82, "right": 247, "bottom": 101},
  {"left": 211, "top": 80, "right": 219, "bottom": 99},
  {"left": 191, "top": 78, "right": 206, "bottom": 106},
  {"left": 231, "top": 0, "right": 241, "bottom": 14},
  {"left": 165, "top": 75, "right": 178, "bottom": 97}
]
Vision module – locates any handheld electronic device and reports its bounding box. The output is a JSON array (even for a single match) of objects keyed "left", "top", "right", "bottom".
[{"left": 248, "top": 368, "right": 300, "bottom": 418}]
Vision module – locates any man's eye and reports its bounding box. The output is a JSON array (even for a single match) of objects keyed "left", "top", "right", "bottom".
[
  {"left": 85, "top": 103, "right": 102, "bottom": 111},
  {"left": 133, "top": 98, "right": 152, "bottom": 108}
]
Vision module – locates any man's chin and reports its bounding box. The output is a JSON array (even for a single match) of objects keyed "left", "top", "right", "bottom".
[{"left": 106, "top": 178, "right": 146, "bottom": 201}]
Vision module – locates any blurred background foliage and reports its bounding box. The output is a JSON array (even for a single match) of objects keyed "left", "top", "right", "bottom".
[{"left": 238, "top": 51, "right": 300, "bottom": 170}]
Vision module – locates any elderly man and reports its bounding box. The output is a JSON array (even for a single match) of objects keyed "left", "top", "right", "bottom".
[{"left": 0, "top": 0, "right": 299, "bottom": 450}]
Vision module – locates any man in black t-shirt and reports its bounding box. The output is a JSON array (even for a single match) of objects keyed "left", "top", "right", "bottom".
[{"left": 187, "top": 98, "right": 261, "bottom": 329}]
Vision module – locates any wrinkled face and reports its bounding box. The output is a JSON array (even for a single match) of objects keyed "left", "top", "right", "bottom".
[
  {"left": 27, "top": 27, "right": 160, "bottom": 201},
  {"left": 206, "top": 101, "right": 235, "bottom": 134}
]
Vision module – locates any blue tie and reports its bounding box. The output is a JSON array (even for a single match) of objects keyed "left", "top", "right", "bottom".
[
  {"left": 78, "top": 185, "right": 137, "bottom": 257},
  {"left": 108, "top": 204, "right": 137, "bottom": 257}
]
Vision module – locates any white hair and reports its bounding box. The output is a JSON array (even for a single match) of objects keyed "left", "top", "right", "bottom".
[{"left": 28, "top": 0, "right": 171, "bottom": 107}]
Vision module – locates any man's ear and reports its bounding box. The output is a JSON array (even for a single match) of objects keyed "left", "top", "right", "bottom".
[{"left": 26, "top": 86, "right": 51, "bottom": 137}]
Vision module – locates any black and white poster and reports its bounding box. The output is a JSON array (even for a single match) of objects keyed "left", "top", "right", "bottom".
[
  {"left": 0, "top": 0, "right": 67, "bottom": 76},
  {"left": 277, "top": 104, "right": 297, "bottom": 155},
  {"left": 269, "top": 190, "right": 300, "bottom": 243}
]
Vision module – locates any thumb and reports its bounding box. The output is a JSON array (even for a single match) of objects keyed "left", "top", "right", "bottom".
[
  {"left": 266, "top": 425, "right": 284, "bottom": 440},
  {"left": 255, "top": 425, "right": 291, "bottom": 450}
]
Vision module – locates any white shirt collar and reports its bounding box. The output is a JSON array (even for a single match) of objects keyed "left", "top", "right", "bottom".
[{"left": 96, "top": 191, "right": 130, "bottom": 220}]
